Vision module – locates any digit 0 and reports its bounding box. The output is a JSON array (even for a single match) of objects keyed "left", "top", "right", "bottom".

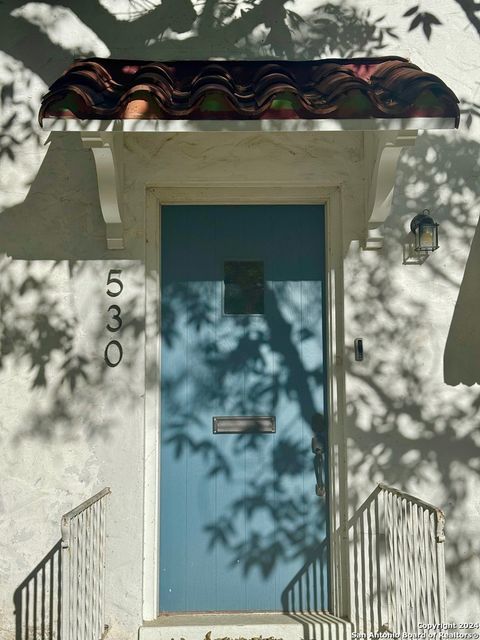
[{"left": 104, "top": 340, "right": 123, "bottom": 367}]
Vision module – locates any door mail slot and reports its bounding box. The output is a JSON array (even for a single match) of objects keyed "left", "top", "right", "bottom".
[{"left": 213, "top": 416, "right": 276, "bottom": 434}]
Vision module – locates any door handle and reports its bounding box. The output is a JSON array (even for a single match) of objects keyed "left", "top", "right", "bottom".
[
  {"left": 312, "top": 436, "right": 326, "bottom": 497},
  {"left": 311, "top": 435, "right": 323, "bottom": 454}
]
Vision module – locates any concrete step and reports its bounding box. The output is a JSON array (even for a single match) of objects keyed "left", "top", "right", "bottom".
[{"left": 139, "top": 611, "right": 352, "bottom": 640}]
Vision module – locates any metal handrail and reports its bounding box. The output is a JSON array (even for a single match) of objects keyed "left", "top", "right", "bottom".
[
  {"left": 378, "top": 483, "right": 446, "bottom": 542},
  {"left": 349, "top": 483, "right": 447, "bottom": 634},
  {"left": 61, "top": 488, "right": 111, "bottom": 640},
  {"left": 61, "top": 487, "right": 111, "bottom": 548}
]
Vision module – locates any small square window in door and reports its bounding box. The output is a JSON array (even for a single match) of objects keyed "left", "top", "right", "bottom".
[{"left": 224, "top": 261, "right": 264, "bottom": 315}]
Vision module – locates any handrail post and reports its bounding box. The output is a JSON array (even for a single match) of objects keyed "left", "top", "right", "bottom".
[{"left": 61, "top": 516, "right": 71, "bottom": 640}]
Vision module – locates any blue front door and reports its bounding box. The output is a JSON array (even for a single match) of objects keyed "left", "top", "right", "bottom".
[{"left": 159, "top": 204, "right": 328, "bottom": 612}]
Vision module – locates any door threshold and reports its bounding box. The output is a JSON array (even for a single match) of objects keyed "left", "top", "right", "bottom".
[{"left": 139, "top": 611, "right": 352, "bottom": 640}]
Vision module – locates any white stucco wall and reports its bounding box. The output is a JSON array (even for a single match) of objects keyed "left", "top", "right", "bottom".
[{"left": 1, "top": 1, "right": 479, "bottom": 638}]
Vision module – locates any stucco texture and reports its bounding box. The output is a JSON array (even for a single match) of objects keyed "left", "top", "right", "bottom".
[{"left": 0, "top": 1, "right": 479, "bottom": 638}]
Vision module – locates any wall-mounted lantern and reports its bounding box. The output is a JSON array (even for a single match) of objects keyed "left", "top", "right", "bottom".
[{"left": 410, "top": 209, "right": 439, "bottom": 252}]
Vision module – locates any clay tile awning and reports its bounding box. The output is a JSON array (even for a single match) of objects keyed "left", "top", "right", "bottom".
[{"left": 39, "top": 56, "right": 460, "bottom": 129}]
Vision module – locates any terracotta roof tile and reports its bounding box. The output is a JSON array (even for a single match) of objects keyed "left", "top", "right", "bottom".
[{"left": 39, "top": 57, "right": 460, "bottom": 125}]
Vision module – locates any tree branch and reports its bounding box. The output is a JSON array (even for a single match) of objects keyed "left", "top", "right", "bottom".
[{"left": 454, "top": 0, "right": 480, "bottom": 36}]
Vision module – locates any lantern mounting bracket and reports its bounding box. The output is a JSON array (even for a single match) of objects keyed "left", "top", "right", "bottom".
[{"left": 80, "top": 131, "right": 124, "bottom": 250}]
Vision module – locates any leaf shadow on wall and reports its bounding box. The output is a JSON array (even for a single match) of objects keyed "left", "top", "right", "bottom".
[
  {"left": 1, "top": 0, "right": 480, "bottom": 630},
  {"left": 0, "top": 132, "right": 146, "bottom": 442},
  {"left": 343, "top": 129, "right": 480, "bottom": 611},
  {"left": 0, "top": 0, "right": 404, "bottom": 448}
]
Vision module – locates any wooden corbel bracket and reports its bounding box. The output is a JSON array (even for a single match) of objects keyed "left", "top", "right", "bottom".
[
  {"left": 363, "top": 130, "right": 418, "bottom": 250},
  {"left": 81, "top": 132, "right": 124, "bottom": 250}
]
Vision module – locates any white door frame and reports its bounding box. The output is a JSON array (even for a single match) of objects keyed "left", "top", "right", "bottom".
[{"left": 142, "top": 184, "right": 350, "bottom": 620}]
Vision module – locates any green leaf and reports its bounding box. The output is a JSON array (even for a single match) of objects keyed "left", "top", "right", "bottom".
[
  {"left": 403, "top": 5, "right": 419, "bottom": 17},
  {"left": 386, "top": 28, "right": 400, "bottom": 39},
  {"left": 408, "top": 13, "right": 422, "bottom": 31},
  {"left": 425, "top": 11, "right": 442, "bottom": 25}
]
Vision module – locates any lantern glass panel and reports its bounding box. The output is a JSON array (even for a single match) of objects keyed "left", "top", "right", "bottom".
[
  {"left": 414, "top": 222, "right": 439, "bottom": 252},
  {"left": 420, "top": 224, "right": 434, "bottom": 249}
]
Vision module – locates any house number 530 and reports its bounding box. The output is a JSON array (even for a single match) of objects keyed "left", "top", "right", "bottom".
[{"left": 104, "top": 269, "right": 124, "bottom": 367}]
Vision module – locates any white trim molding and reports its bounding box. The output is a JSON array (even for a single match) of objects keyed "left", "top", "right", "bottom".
[
  {"left": 81, "top": 132, "right": 125, "bottom": 250},
  {"left": 46, "top": 117, "right": 456, "bottom": 133},
  {"left": 143, "top": 185, "right": 349, "bottom": 621},
  {"left": 363, "top": 130, "right": 418, "bottom": 250},
  {"left": 142, "top": 188, "right": 161, "bottom": 620}
]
